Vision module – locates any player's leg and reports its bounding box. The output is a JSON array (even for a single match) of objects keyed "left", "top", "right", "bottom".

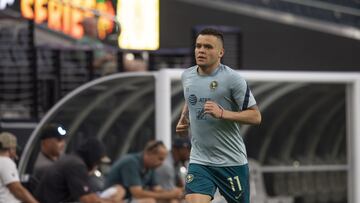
[
  {"left": 185, "top": 163, "right": 217, "bottom": 203},
  {"left": 186, "top": 193, "right": 212, "bottom": 203},
  {"left": 212, "top": 164, "right": 250, "bottom": 203}
]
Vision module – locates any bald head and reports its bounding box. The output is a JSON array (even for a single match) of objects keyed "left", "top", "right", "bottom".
[{"left": 143, "top": 140, "right": 168, "bottom": 169}]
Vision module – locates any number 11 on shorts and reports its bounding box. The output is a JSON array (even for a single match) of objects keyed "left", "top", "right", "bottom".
[{"left": 227, "top": 176, "right": 242, "bottom": 192}]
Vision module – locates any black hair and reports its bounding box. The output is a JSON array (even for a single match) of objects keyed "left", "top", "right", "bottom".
[
  {"left": 197, "top": 28, "right": 224, "bottom": 46},
  {"left": 75, "top": 137, "right": 105, "bottom": 170}
]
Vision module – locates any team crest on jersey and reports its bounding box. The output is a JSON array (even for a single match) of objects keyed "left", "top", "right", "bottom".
[
  {"left": 210, "top": 81, "right": 218, "bottom": 90},
  {"left": 186, "top": 174, "right": 194, "bottom": 183}
]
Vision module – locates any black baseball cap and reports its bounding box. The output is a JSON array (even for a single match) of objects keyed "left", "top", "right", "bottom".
[
  {"left": 39, "top": 124, "right": 67, "bottom": 140},
  {"left": 76, "top": 137, "right": 111, "bottom": 170}
]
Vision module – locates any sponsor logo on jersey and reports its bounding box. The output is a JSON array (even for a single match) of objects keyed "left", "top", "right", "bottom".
[
  {"left": 196, "top": 108, "right": 206, "bottom": 120},
  {"left": 188, "top": 94, "right": 197, "bottom": 105}
]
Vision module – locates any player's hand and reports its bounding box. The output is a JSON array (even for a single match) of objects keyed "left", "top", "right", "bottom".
[
  {"left": 176, "top": 112, "right": 189, "bottom": 136},
  {"left": 204, "top": 101, "right": 223, "bottom": 119},
  {"left": 176, "top": 110, "right": 190, "bottom": 136},
  {"left": 170, "top": 187, "right": 184, "bottom": 199}
]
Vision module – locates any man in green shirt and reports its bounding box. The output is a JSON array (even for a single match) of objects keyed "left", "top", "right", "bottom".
[{"left": 105, "top": 140, "right": 183, "bottom": 203}]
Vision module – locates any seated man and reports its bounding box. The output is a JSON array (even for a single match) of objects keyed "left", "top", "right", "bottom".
[
  {"left": 35, "top": 137, "right": 124, "bottom": 203},
  {"left": 105, "top": 140, "right": 183, "bottom": 203},
  {"left": 32, "top": 124, "right": 66, "bottom": 184},
  {"left": 0, "top": 132, "right": 39, "bottom": 203}
]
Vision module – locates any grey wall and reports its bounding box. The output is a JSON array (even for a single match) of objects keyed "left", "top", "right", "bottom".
[{"left": 160, "top": 0, "right": 360, "bottom": 71}]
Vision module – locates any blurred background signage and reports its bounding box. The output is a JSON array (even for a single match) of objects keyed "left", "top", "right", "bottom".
[
  {"left": 117, "top": 0, "right": 159, "bottom": 50},
  {"left": 20, "top": 0, "right": 116, "bottom": 39}
]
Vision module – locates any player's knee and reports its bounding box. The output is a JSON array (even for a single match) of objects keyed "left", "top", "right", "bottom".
[{"left": 185, "top": 193, "right": 211, "bottom": 203}]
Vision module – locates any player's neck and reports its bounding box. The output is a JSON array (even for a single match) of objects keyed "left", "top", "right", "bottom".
[{"left": 197, "top": 63, "right": 220, "bottom": 75}]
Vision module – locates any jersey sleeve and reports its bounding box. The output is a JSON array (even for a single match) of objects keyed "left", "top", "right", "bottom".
[
  {"left": 230, "top": 73, "right": 257, "bottom": 110},
  {"left": 148, "top": 170, "right": 159, "bottom": 188},
  {"left": 0, "top": 158, "right": 20, "bottom": 185},
  {"left": 120, "top": 160, "right": 142, "bottom": 188}
]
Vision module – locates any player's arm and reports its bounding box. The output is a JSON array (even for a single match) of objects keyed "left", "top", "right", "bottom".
[
  {"left": 7, "top": 181, "right": 39, "bottom": 203},
  {"left": 205, "top": 74, "right": 262, "bottom": 125},
  {"left": 176, "top": 103, "right": 189, "bottom": 136},
  {"left": 223, "top": 105, "right": 261, "bottom": 124},
  {"left": 129, "top": 185, "right": 183, "bottom": 200},
  {"left": 204, "top": 102, "right": 261, "bottom": 125}
]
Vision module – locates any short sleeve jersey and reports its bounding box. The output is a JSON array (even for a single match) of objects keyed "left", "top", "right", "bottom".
[
  {"left": 181, "top": 64, "right": 257, "bottom": 166},
  {"left": 0, "top": 157, "right": 21, "bottom": 203},
  {"left": 105, "top": 153, "right": 157, "bottom": 198},
  {"left": 35, "top": 154, "right": 93, "bottom": 203}
]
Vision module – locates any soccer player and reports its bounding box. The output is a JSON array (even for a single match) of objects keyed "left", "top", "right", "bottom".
[{"left": 176, "top": 28, "right": 262, "bottom": 203}]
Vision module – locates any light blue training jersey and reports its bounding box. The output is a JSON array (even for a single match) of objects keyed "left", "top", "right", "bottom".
[{"left": 181, "top": 64, "right": 257, "bottom": 166}]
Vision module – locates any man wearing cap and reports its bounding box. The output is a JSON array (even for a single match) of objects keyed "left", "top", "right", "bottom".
[
  {"left": 32, "top": 124, "right": 66, "bottom": 185},
  {"left": 155, "top": 137, "right": 191, "bottom": 191},
  {"left": 35, "top": 137, "right": 124, "bottom": 203},
  {"left": 0, "top": 132, "right": 39, "bottom": 203}
]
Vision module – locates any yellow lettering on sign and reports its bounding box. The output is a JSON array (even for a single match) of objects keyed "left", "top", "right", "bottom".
[
  {"left": 21, "top": 0, "right": 34, "bottom": 19},
  {"left": 20, "top": 0, "right": 115, "bottom": 40},
  {"left": 62, "top": 0, "right": 71, "bottom": 35},
  {"left": 35, "top": 0, "right": 47, "bottom": 23},
  {"left": 82, "top": 0, "right": 96, "bottom": 18},
  {"left": 70, "top": 0, "right": 84, "bottom": 39},
  {"left": 48, "top": 0, "right": 62, "bottom": 31}
]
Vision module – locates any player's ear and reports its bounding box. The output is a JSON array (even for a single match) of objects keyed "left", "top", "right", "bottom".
[{"left": 219, "top": 48, "right": 224, "bottom": 58}]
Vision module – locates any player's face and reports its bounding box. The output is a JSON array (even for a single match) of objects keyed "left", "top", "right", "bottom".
[{"left": 195, "top": 34, "right": 224, "bottom": 70}]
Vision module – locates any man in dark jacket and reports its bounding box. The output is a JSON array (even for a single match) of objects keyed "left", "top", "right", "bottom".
[{"left": 35, "top": 137, "right": 124, "bottom": 203}]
